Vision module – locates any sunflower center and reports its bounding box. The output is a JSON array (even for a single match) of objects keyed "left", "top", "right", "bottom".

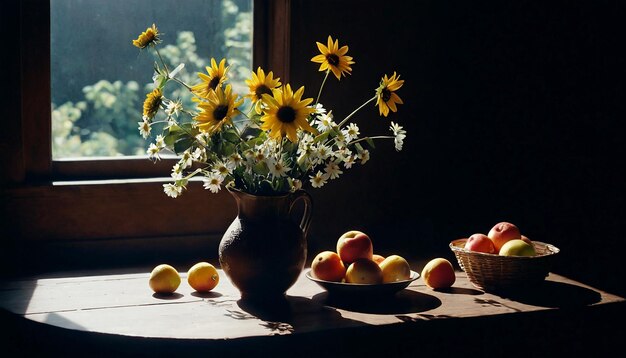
[
  {"left": 326, "top": 54, "right": 340, "bottom": 66},
  {"left": 208, "top": 77, "right": 221, "bottom": 90},
  {"left": 255, "top": 85, "right": 272, "bottom": 99},
  {"left": 277, "top": 106, "right": 296, "bottom": 123},
  {"left": 213, "top": 105, "right": 229, "bottom": 121},
  {"left": 381, "top": 88, "right": 392, "bottom": 102}
]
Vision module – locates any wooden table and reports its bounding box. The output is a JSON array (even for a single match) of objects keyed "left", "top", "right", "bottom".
[{"left": 1, "top": 267, "right": 624, "bottom": 357}]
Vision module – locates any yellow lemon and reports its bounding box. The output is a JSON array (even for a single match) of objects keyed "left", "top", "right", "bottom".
[
  {"left": 187, "top": 262, "right": 220, "bottom": 292},
  {"left": 149, "top": 264, "right": 181, "bottom": 294},
  {"left": 379, "top": 254, "right": 412, "bottom": 283}
]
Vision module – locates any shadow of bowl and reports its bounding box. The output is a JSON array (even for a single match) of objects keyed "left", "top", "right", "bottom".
[{"left": 312, "top": 289, "right": 442, "bottom": 314}]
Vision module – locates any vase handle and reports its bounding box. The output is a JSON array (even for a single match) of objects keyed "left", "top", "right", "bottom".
[{"left": 290, "top": 190, "right": 313, "bottom": 236}]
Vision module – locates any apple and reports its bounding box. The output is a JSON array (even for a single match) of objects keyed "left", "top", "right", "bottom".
[
  {"left": 372, "top": 254, "right": 386, "bottom": 265},
  {"left": 379, "top": 255, "right": 412, "bottom": 283},
  {"left": 311, "top": 251, "right": 346, "bottom": 282},
  {"left": 421, "top": 258, "right": 456, "bottom": 289},
  {"left": 499, "top": 239, "right": 536, "bottom": 257},
  {"left": 464, "top": 233, "right": 496, "bottom": 254},
  {"left": 336, "top": 230, "right": 373, "bottom": 265},
  {"left": 520, "top": 235, "right": 532, "bottom": 245},
  {"left": 487, "top": 222, "right": 522, "bottom": 253},
  {"left": 345, "top": 258, "right": 383, "bottom": 284}
]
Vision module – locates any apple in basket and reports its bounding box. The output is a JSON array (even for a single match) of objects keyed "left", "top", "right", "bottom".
[
  {"left": 487, "top": 221, "right": 522, "bottom": 253},
  {"left": 499, "top": 239, "right": 537, "bottom": 257},
  {"left": 336, "top": 230, "right": 374, "bottom": 265},
  {"left": 464, "top": 233, "right": 496, "bottom": 254}
]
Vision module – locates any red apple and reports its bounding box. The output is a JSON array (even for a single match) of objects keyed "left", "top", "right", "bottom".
[
  {"left": 464, "top": 233, "right": 496, "bottom": 254},
  {"left": 520, "top": 234, "right": 532, "bottom": 245},
  {"left": 336, "top": 230, "right": 373, "bottom": 265},
  {"left": 487, "top": 222, "right": 522, "bottom": 253}
]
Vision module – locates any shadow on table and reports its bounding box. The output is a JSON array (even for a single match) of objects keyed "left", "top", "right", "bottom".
[
  {"left": 234, "top": 295, "right": 367, "bottom": 335},
  {"left": 311, "top": 289, "right": 442, "bottom": 314},
  {"left": 492, "top": 280, "right": 602, "bottom": 308}
]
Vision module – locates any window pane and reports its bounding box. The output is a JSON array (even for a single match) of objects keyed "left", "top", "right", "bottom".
[{"left": 51, "top": 0, "right": 253, "bottom": 159}]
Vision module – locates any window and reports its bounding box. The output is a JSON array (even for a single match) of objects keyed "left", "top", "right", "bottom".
[
  {"left": 3, "top": 0, "right": 292, "bottom": 246},
  {"left": 51, "top": 0, "right": 253, "bottom": 159}
]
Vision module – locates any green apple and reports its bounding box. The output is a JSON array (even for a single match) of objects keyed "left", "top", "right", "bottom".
[{"left": 499, "top": 239, "right": 536, "bottom": 257}]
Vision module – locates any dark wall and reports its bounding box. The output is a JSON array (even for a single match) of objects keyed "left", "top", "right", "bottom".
[{"left": 290, "top": 0, "right": 625, "bottom": 296}]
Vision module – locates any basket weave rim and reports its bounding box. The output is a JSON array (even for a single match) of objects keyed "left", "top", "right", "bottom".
[{"left": 449, "top": 238, "right": 560, "bottom": 259}]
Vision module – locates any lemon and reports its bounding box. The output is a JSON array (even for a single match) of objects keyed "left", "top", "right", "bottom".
[
  {"left": 379, "top": 254, "right": 412, "bottom": 283},
  {"left": 149, "top": 264, "right": 181, "bottom": 294},
  {"left": 187, "top": 262, "right": 220, "bottom": 292}
]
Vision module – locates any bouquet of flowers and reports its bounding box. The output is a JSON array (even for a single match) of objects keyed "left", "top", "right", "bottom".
[{"left": 132, "top": 24, "right": 406, "bottom": 197}]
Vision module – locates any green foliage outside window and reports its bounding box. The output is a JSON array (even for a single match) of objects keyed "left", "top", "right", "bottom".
[{"left": 51, "top": 0, "right": 252, "bottom": 158}]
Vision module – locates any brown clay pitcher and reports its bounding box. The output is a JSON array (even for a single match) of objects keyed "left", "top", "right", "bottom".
[{"left": 218, "top": 187, "right": 313, "bottom": 300}]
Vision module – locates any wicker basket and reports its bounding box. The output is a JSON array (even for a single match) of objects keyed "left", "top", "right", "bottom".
[{"left": 449, "top": 238, "right": 560, "bottom": 292}]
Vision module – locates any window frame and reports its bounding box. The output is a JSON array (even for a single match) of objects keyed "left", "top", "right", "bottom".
[{"left": 4, "top": 0, "right": 292, "bottom": 243}]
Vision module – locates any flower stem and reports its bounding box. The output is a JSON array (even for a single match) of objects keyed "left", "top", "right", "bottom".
[
  {"left": 170, "top": 77, "right": 192, "bottom": 91},
  {"left": 315, "top": 70, "right": 330, "bottom": 105},
  {"left": 153, "top": 46, "right": 169, "bottom": 76},
  {"left": 348, "top": 135, "right": 394, "bottom": 145},
  {"left": 337, "top": 96, "right": 377, "bottom": 128}
]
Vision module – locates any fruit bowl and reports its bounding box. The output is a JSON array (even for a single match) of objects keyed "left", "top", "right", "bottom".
[
  {"left": 305, "top": 269, "right": 420, "bottom": 297},
  {"left": 449, "top": 238, "right": 560, "bottom": 292}
]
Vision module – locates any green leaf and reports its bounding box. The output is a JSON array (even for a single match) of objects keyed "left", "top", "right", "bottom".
[
  {"left": 313, "top": 131, "right": 330, "bottom": 144},
  {"left": 174, "top": 136, "right": 195, "bottom": 154},
  {"left": 222, "top": 130, "right": 240, "bottom": 144},
  {"left": 366, "top": 137, "right": 376, "bottom": 149}
]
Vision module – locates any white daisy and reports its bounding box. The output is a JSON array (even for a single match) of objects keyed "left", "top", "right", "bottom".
[
  {"left": 165, "top": 99, "right": 183, "bottom": 117},
  {"left": 171, "top": 163, "right": 183, "bottom": 180},
  {"left": 163, "top": 183, "right": 182, "bottom": 198},
  {"left": 155, "top": 134, "right": 165, "bottom": 148},
  {"left": 291, "top": 179, "right": 302, "bottom": 191},
  {"left": 358, "top": 149, "right": 370, "bottom": 164},
  {"left": 268, "top": 156, "right": 291, "bottom": 178},
  {"left": 310, "top": 171, "right": 329, "bottom": 188},
  {"left": 202, "top": 172, "right": 224, "bottom": 193},
  {"left": 315, "top": 111, "right": 336, "bottom": 132},
  {"left": 313, "top": 103, "right": 327, "bottom": 115},
  {"left": 390, "top": 121, "right": 407, "bottom": 151},
  {"left": 324, "top": 161, "right": 343, "bottom": 179},
  {"left": 342, "top": 123, "right": 360, "bottom": 141},
  {"left": 314, "top": 143, "right": 332, "bottom": 164},
  {"left": 227, "top": 153, "right": 243, "bottom": 169},
  {"left": 138, "top": 117, "right": 151, "bottom": 139},
  {"left": 147, "top": 143, "right": 161, "bottom": 160},
  {"left": 212, "top": 160, "right": 232, "bottom": 177},
  {"left": 343, "top": 154, "right": 357, "bottom": 169},
  {"left": 180, "top": 150, "right": 193, "bottom": 169}
]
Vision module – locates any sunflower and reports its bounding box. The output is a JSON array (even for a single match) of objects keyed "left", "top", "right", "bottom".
[
  {"left": 260, "top": 84, "right": 317, "bottom": 142},
  {"left": 191, "top": 58, "right": 230, "bottom": 98},
  {"left": 375, "top": 72, "right": 404, "bottom": 117},
  {"left": 311, "top": 35, "right": 355, "bottom": 80},
  {"left": 194, "top": 84, "right": 243, "bottom": 134},
  {"left": 132, "top": 24, "right": 161, "bottom": 49},
  {"left": 143, "top": 88, "right": 163, "bottom": 119},
  {"left": 245, "top": 67, "right": 281, "bottom": 114}
]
